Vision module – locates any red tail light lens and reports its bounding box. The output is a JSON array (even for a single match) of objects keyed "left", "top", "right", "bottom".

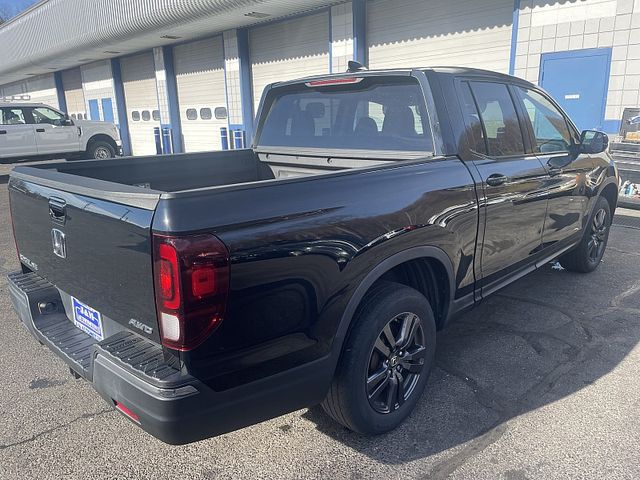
[
  {"left": 158, "top": 243, "right": 180, "bottom": 309},
  {"left": 152, "top": 234, "right": 230, "bottom": 351}
]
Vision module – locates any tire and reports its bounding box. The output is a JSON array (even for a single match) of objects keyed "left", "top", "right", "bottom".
[
  {"left": 321, "top": 281, "right": 437, "bottom": 435},
  {"left": 86, "top": 140, "right": 115, "bottom": 160},
  {"left": 559, "top": 196, "right": 612, "bottom": 273}
]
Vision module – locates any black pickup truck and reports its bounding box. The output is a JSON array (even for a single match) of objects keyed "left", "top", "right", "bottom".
[{"left": 7, "top": 67, "right": 618, "bottom": 444}]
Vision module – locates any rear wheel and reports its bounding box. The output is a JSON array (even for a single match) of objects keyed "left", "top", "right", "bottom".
[
  {"left": 559, "top": 196, "right": 611, "bottom": 273},
  {"left": 86, "top": 140, "right": 115, "bottom": 160},
  {"left": 321, "top": 281, "right": 436, "bottom": 434}
]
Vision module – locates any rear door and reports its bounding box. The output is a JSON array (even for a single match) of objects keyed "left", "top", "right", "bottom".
[
  {"left": 458, "top": 80, "right": 549, "bottom": 294},
  {"left": 9, "top": 174, "right": 161, "bottom": 343},
  {"left": 30, "top": 106, "right": 79, "bottom": 154},
  {"left": 0, "top": 107, "right": 38, "bottom": 158},
  {"left": 514, "top": 86, "right": 593, "bottom": 248}
]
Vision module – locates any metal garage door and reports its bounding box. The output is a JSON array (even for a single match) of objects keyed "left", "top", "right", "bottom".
[
  {"left": 61, "top": 68, "right": 86, "bottom": 120},
  {"left": 25, "top": 74, "right": 59, "bottom": 108},
  {"left": 368, "top": 0, "right": 513, "bottom": 73},
  {"left": 250, "top": 12, "right": 330, "bottom": 112},
  {"left": 174, "top": 37, "right": 227, "bottom": 152},
  {"left": 120, "top": 52, "right": 160, "bottom": 156}
]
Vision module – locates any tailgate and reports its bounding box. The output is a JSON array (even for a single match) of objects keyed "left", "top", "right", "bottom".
[{"left": 8, "top": 173, "right": 162, "bottom": 343}]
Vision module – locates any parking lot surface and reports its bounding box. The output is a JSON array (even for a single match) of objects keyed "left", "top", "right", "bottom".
[{"left": 0, "top": 172, "right": 638, "bottom": 479}]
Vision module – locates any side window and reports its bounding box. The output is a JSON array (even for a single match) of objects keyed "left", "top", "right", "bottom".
[
  {"left": 186, "top": 108, "right": 198, "bottom": 120},
  {"left": 141, "top": 110, "right": 151, "bottom": 122},
  {"left": 469, "top": 81, "right": 525, "bottom": 157},
  {"left": 517, "top": 87, "right": 573, "bottom": 153},
  {"left": 459, "top": 82, "right": 487, "bottom": 154},
  {"left": 152, "top": 110, "right": 161, "bottom": 122},
  {"left": 0, "top": 108, "right": 27, "bottom": 125},
  {"left": 131, "top": 111, "right": 140, "bottom": 121},
  {"left": 31, "top": 107, "right": 65, "bottom": 126}
]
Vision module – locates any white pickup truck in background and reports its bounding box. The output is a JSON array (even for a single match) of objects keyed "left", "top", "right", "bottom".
[{"left": 0, "top": 101, "right": 122, "bottom": 161}]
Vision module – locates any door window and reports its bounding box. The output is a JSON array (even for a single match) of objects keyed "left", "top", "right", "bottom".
[
  {"left": 459, "top": 82, "right": 487, "bottom": 154},
  {"left": 469, "top": 82, "right": 525, "bottom": 157},
  {"left": 0, "top": 108, "right": 27, "bottom": 125},
  {"left": 31, "top": 107, "right": 65, "bottom": 126},
  {"left": 516, "top": 87, "right": 573, "bottom": 153}
]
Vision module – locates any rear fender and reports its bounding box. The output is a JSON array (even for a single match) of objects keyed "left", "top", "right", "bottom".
[{"left": 329, "top": 245, "right": 456, "bottom": 365}]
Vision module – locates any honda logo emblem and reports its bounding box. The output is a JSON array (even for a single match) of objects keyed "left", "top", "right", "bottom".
[{"left": 52, "top": 229, "right": 66, "bottom": 259}]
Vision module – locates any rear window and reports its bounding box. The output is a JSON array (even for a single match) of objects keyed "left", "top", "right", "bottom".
[{"left": 258, "top": 77, "right": 434, "bottom": 152}]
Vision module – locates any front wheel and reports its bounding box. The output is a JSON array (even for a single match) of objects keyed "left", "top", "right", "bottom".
[
  {"left": 321, "top": 281, "right": 436, "bottom": 435},
  {"left": 86, "top": 140, "right": 115, "bottom": 160},
  {"left": 559, "top": 196, "right": 612, "bottom": 273}
]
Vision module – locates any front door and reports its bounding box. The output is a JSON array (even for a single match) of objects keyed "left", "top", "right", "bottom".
[
  {"left": 540, "top": 48, "right": 611, "bottom": 131},
  {"left": 0, "top": 107, "right": 37, "bottom": 158},
  {"left": 458, "top": 80, "right": 549, "bottom": 295},
  {"left": 29, "top": 106, "right": 79, "bottom": 155},
  {"left": 514, "top": 86, "right": 593, "bottom": 249}
]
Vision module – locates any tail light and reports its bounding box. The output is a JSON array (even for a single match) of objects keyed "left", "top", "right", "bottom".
[{"left": 152, "top": 233, "right": 230, "bottom": 351}]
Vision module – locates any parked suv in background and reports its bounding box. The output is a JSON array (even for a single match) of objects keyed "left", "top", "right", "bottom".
[{"left": 0, "top": 102, "right": 122, "bottom": 161}]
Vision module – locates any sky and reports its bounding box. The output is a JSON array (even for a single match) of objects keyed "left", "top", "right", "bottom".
[{"left": 0, "top": 0, "right": 40, "bottom": 21}]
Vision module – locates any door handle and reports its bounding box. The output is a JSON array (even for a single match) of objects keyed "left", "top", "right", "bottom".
[
  {"left": 486, "top": 174, "right": 508, "bottom": 187},
  {"left": 0, "top": 130, "right": 6, "bottom": 135},
  {"left": 36, "top": 128, "right": 45, "bottom": 133},
  {"left": 48, "top": 197, "right": 67, "bottom": 224}
]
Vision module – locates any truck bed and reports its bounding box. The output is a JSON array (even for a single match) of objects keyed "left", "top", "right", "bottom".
[{"left": 14, "top": 149, "right": 396, "bottom": 200}]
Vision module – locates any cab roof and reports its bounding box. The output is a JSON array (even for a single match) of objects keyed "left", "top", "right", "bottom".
[
  {"left": 0, "top": 102, "right": 51, "bottom": 108},
  {"left": 272, "top": 66, "right": 536, "bottom": 89}
]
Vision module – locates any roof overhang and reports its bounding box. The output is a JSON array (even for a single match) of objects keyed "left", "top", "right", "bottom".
[{"left": 0, "top": 0, "right": 339, "bottom": 85}]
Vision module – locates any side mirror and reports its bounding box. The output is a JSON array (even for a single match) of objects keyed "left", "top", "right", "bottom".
[
  {"left": 580, "top": 129, "right": 608, "bottom": 154},
  {"left": 60, "top": 114, "right": 73, "bottom": 126}
]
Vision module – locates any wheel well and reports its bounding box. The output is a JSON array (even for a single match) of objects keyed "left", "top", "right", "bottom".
[
  {"left": 601, "top": 182, "right": 618, "bottom": 215},
  {"left": 87, "top": 134, "right": 116, "bottom": 150},
  {"left": 376, "top": 257, "right": 450, "bottom": 330}
]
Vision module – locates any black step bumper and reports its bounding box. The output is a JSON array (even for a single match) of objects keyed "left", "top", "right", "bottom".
[{"left": 7, "top": 271, "right": 332, "bottom": 444}]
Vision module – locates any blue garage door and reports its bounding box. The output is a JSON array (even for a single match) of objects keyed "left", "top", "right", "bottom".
[{"left": 540, "top": 48, "right": 611, "bottom": 132}]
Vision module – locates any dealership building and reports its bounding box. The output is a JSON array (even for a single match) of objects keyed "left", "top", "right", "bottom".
[{"left": 0, "top": 0, "right": 638, "bottom": 156}]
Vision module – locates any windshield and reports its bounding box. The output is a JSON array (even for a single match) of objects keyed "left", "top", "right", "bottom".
[{"left": 257, "top": 77, "right": 434, "bottom": 153}]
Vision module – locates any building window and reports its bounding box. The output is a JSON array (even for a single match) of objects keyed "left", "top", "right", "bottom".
[
  {"left": 186, "top": 108, "right": 198, "bottom": 120},
  {"left": 200, "top": 108, "right": 212, "bottom": 120}
]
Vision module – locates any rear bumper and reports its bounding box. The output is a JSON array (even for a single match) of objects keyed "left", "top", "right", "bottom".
[{"left": 8, "top": 271, "right": 332, "bottom": 444}]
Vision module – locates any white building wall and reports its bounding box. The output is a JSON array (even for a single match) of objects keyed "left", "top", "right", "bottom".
[
  {"left": 223, "top": 30, "right": 243, "bottom": 127},
  {"left": 331, "top": 3, "right": 354, "bottom": 73},
  {"left": 153, "top": 47, "right": 171, "bottom": 127},
  {"left": 80, "top": 60, "right": 119, "bottom": 123},
  {"left": 515, "top": 0, "right": 640, "bottom": 130}
]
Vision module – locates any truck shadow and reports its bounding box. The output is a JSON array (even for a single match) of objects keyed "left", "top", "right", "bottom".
[{"left": 302, "top": 227, "right": 640, "bottom": 465}]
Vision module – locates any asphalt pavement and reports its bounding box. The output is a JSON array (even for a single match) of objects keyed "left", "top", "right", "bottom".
[{"left": 0, "top": 170, "right": 638, "bottom": 479}]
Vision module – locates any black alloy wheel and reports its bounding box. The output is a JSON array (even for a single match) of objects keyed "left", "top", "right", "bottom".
[{"left": 367, "top": 312, "right": 426, "bottom": 414}]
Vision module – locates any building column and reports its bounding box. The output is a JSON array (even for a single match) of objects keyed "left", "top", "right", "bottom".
[
  {"left": 53, "top": 71, "right": 68, "bottom": 114},
  {"left": 229, "top": 28, "right": 254, "bottom": 145},
  {"left": 509, "top": 0, "right": 521, "bottom": 75},
  {"left": 352, "top": 0, "right": 367, "bottom": 67},
  {"left": 110, "top": 58, "right": 132, "bottom": 156},
  {"left": 153, "top": 46, "right": 183, "bottom": 153},
  {"left": 330, "top": 3, "right": 354, "bottom": 73}
]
